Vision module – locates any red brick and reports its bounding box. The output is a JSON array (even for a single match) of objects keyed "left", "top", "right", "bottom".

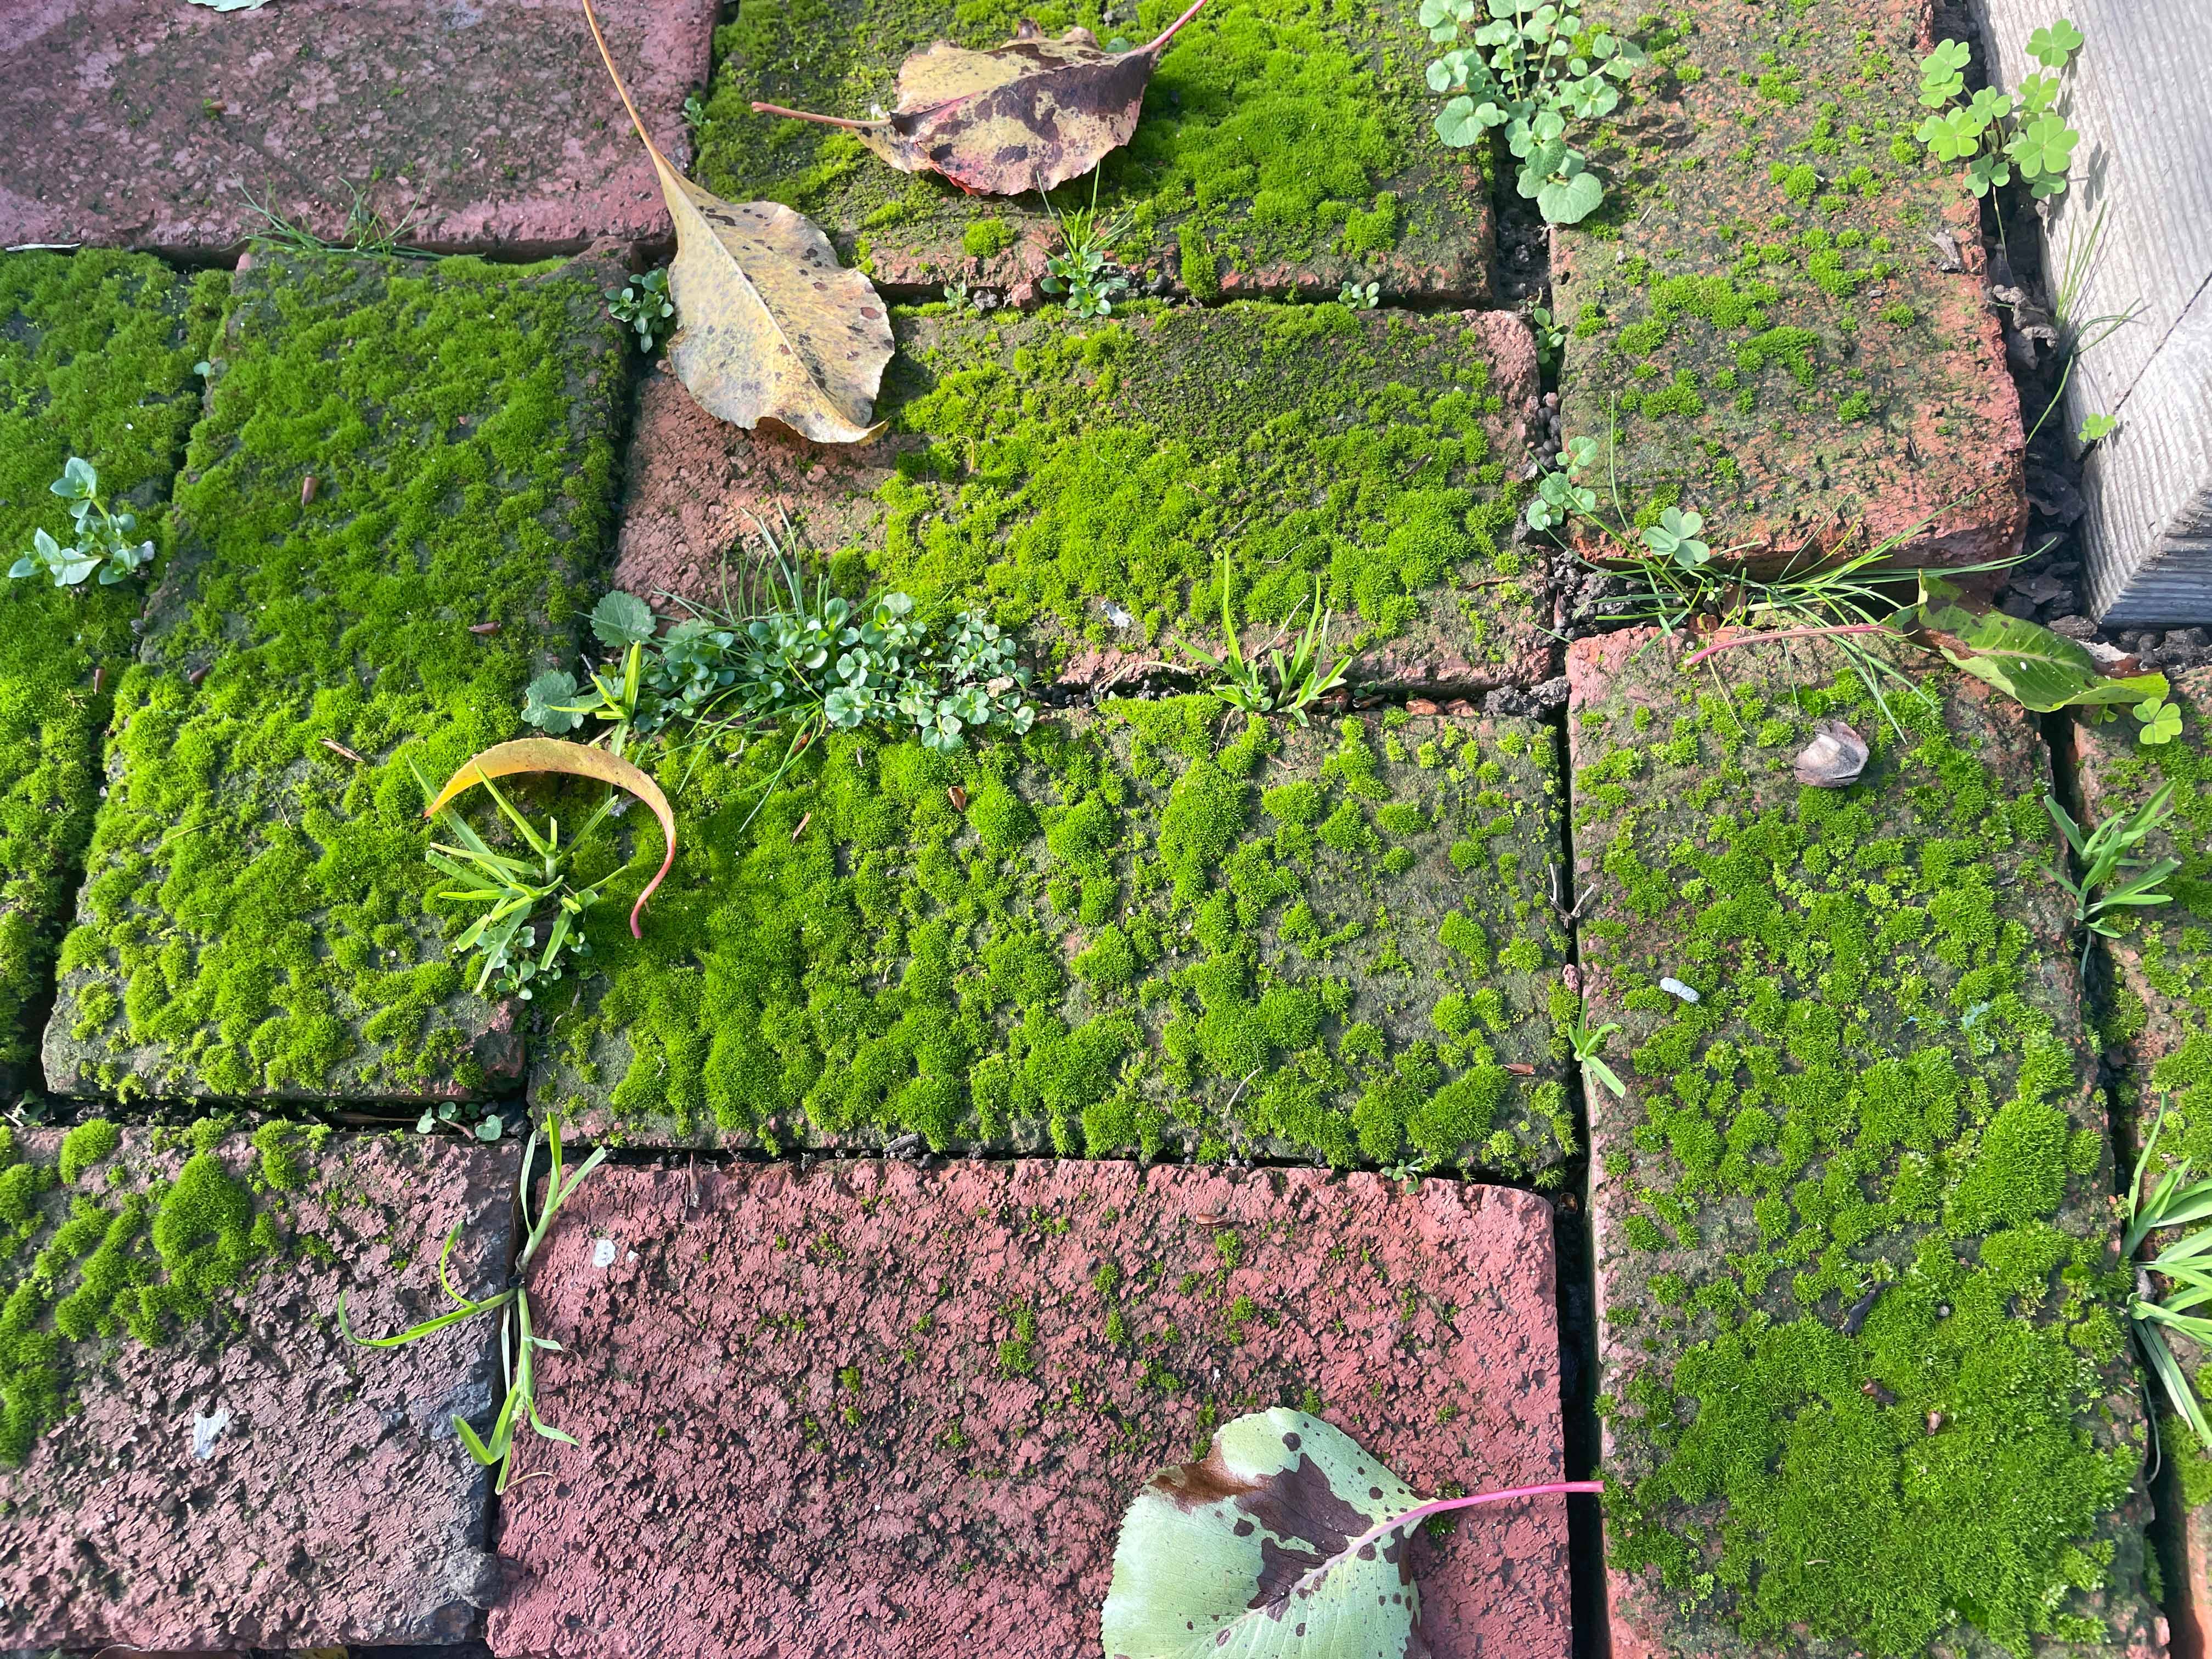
[
  {"left": 0, "top": 1126, "right": 518, "bottom": 1648},
  {"left": 486, "top": 1159, "right": 1570, "bottom": 1659},
  {"left": 0, "top": 0, "right": 714, "bottom": 257}
]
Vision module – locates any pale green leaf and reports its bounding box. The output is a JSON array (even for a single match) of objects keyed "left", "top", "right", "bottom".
[{"left": 1102, "top": 1409, "right": 1425, "bottom": 1658}]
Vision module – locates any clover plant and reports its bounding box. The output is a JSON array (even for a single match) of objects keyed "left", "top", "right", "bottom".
[
  {"left": 1915, "top": 20, "right": 2083, "bottom": 202},
  {"left": 9, "top": 458, "right": 155, "bottom": 588},
  {"left": 605, "top": 268, "right": 675, "bottom": 353},
  {"left": 1423, "top": 0, "right": 1644, "bottom": 225},
  {"left": 524, "top": 565, "right": 1034, "bottom": 764}
]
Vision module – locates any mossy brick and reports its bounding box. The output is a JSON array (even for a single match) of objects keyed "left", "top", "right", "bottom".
[
  {"left": 613, "top": 302, "right": 1551, "bottom": 695},
  {"left": 42, "top": 250, "right": 630, "bottom": 1103},
  {"left": 534, "top": 697, "right": 1577, "bottom": 1182},
  {"left": 2074, "top": 668, "right": 2212, "bottom": 1649},
  {"left": 0, "top": 1121, "right": 518, "bottom": 1648},
  {"left": 486, "top": 1157, "right": 1567, "bottom": 1658},
  {"left": 1567, "top": 630, "right": 2159, "bottom": 1659},
  {"left": 0, "top": 253, "right": 221, "bottom": 1097},
  {"left": 0, "top": 0, "right": 714, "bottom": 257},
  {"left": 694, "top": 0, "right": 1492, "bottom": 304},
  {"left": 1550, "top": 0, "right": 2025, "bottom": 568}
]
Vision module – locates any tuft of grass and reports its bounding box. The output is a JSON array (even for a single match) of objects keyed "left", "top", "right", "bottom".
[
  {"left": 2044, "top": 782, "right": 2179, "bottom": 974},
  {"left": 1175, "top": 555, "right": 1354, "bottom": 725},
  {"left": 339, "top": 1111, "right": 606, "bottom": 1492}
]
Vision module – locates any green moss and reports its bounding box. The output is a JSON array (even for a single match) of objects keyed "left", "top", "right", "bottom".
[
  {"left": 962, "top": 218, "right": 1014, "bottom": 260},
  {"left": 57, "top": 1120, "right": 120, "bottom": 1186},
  {"left": 0, "top": 253, "right": 222, "bottom": 1074},
  {"left": 863, "top": 305, "right": 1527, "bottom": 672},
  {"left": 0, "top": 1130, "right": 288, "bottom": 1464},
  {"left": 1583, "top": 651, "right": 2146, "bottom": 1656},
  {"left": 546, "top": 702, "right": 1570, "bottom": 1177},
  {"left": 53, "top": 251, "right": 627, "bottom": 1097},
  {"left": 696, "top": 0, "right": 1479, "bottom": 283}
]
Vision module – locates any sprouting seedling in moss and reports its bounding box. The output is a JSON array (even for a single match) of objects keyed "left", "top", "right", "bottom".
[
  {"left": 1914, "top": 19, "right": 2082, "bottom": 227},
  {"left": 9, "top": 458, "right": 155, "bottom": 589},
  {"left": 1338, "top": 278, "right": 1380, "bottom": 309},
  {"left": 1039, "top": 170, "right": 1133, "bottom": 320},
  {"left": 2043, "top": 782, "right": 2180, "bottom": 972},
  {"left": 1175, "top": 555, "right": 1354, "bottom": 725},
  {"left": 606, "top": 268, "right": 675, "bottom": 353},
  {"left": 1570, "top": 1014, "right": 1624, "bottom": 1098},
  {"left": 411, "top": 757, "right": 616, "bottom": 1001},
  {"left": 1424, "top": 0, "right": 1644, "bottom": 225},
  {"left": 340, "top": 1110, "right": 606, "bottom": 1494},
  {"left": 2121, "top": 1103, "right": 2212, "bottom": 1458}
]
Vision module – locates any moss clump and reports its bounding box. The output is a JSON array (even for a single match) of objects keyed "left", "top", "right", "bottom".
[
  {"left": 696, "top": 0, "right": 1482, "bottom": 292},
  {"left": 859, "top": 304, "right": 1530, "bottom": 674},
  {"left": 541, "top": 701, "right": 1573, "bottom": 1178},
  {"left": 0, "top": 1128, "right": 290, "bottom": 1464},
  {"left": 57, "top": 1120, "right": 120, "bottom": 1186},
  {"left": 0, "top": 253, "right": 223, "bottom": 1077},
  {"left": 962, "top": 218, "right": 1014, "bottom": 260},
  {"left": 51, "top": 251, "right": 627, "bottom": 1098},
  {"left": 1580, "top": 645, "right": 2152, "bottom": 1656}
]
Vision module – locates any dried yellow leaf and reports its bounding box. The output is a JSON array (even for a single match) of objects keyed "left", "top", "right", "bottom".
[{"left": 580, "top": 0, "right": 893, "bottom": 443}]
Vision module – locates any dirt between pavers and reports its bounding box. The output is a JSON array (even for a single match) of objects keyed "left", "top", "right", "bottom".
[
  {"left": 0, "top": 0, "right": 713, "bottom": 256},
  {"left": 0, "top": 1126, "right": 518, "bottom": 1649},
  {"left": 487, "top": 1158, "right": 1569, "bottom": 1659}
]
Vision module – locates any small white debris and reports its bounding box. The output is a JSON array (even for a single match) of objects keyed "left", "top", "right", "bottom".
[
  {"left": 626, "top": 1250, "right": 639, "bottom": 1264},
  {"left": 1658, "top": 977, "right": 1699, "bottom": 1003},
  {"left": 191, "top": 1406, "right": 231, "bottom": 1460},
  {"left": 1102, "top": 600, "right": 1133, "bottom": 630},
  {"left": 591, "top": 1237, "right": 618, "bottom": 1269}
]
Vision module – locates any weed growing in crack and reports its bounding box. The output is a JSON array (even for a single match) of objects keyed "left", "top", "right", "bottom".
[
  {"left": 1040, "top": 171, "right": 1133, "bottom": 319},
  {"left": 1175, "top": 556, "right": 1354, "bottom": 725},
  {"left": 2123, "top": 1103, "right": 2212, "bottom": 1454},
  {"left": 413, "top": 757, "right": 614, "bottom": 1001},
  {"left": 2044, "top": 782, "right": 2180, "bottom": 973},
  {"left": 1569, "top": 1012, "right": 1623, "bottom": 1098},
  {"left": 238, "top": 177, "right": 433, "bottom": 259},
  {"left": 340, "top": 1111, "right": 606, "bottom": 1494},
  {"left": 1914, "top": 20, "right": 2081, "bottom": 211},
  {"left": 605, "top": 268, "right": 675, "bottom": 353}
]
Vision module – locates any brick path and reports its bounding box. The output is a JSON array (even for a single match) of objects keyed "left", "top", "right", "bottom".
[{"left": 0, "top": 0, "right": 2193, "bottom": 1654}]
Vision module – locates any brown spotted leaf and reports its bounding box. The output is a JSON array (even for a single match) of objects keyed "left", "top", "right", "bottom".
[
  {"left": 752, "top": 0, "right": 1210, "bottom": 196},
  {"left": 582, "top": 0, "right": 893, "bottom": 442},
  {"left": 1101, "top": 1409, "right": 1597, "bottom": 1658}
]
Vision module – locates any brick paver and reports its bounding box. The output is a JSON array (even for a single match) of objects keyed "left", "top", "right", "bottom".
[
  {"left": 487, "top": 1157, "right": 1569, "bottom": 1658},
  {"left": 44, "top": 250, "right": 629, "bottom": 1101},
  {"left": 0, "top": 1124, "right": 517, "bottom": 1649},
  {"left": 0, "top": 0, "right": 715, "bottom": 257},
  {"left": 1570, "top": 629, "right": 2158, "bottom": 1658},
  {"left": 1551, "top": 0, "right": 2024, "bottom": 567}
]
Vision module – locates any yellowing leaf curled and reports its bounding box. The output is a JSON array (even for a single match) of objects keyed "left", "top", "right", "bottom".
[{"left": 580, "top": 0, "right": 894, "bottom": 443}]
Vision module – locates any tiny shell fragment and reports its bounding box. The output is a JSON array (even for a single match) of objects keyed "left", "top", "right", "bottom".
[
  {"left": 1658, "top": 977, "right": 1699, "bottom": 1003},
  {"left": 1793, "top": 718, "right": 1869, "bottom": 788}
]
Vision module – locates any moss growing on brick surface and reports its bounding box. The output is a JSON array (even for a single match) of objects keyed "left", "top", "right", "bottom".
[
  {"left": 695, "top": 0, "right": 1489, "bottom": 299},
  {"left": 47, "top": 252, "right": 628, "bottom": 1100},
  {"left": 0, "top": 1122, "right": 298, "bottom": 1464},
  {"left": 1551, "top": 2, "right": 2021, "bottom": 563},
  {"left": 666, "top": 304, "right": 1543, "bottom": 691},
  {"left": 0, "top": 253, "right": 222, "bottom": 1084},
  {"left": 538, "top": 699, "right": 1575, "bottom": 1178},
  {"left": 1573, "top": 636, "right": 2156, "bottom": 1658}
]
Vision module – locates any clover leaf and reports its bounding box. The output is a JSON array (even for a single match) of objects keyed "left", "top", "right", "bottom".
[
  {"left": 2136, "top": 697, "right": 2182, "bottom": 746},
  {"left": 2007, "top": 112, "right": 2078, "bottom": 180},
  {"left": 2027, "top": 18, "right": 2083, "bottom": 69},
  {"left": 1917, "top": 38, "right": 1970, "bottom": 107},
  {"left": 2078, "top": 412, "right": 2118, "bottom": 443},
  {"left": 1641, "top": 505, "right": 1710, "bottom": 569}
]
